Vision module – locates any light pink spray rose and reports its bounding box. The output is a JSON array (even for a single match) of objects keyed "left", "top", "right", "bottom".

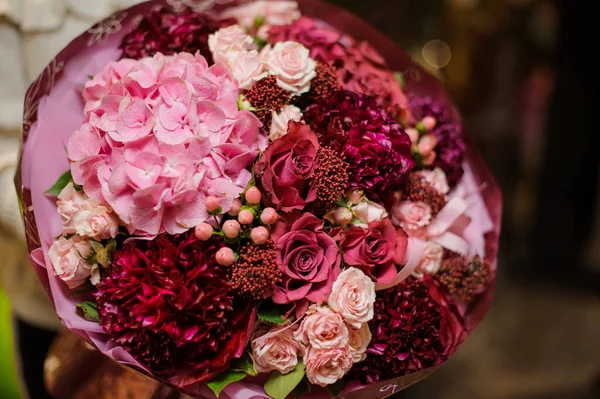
[
  {"left": 418, "top": 167, "right": 449, "bottom": 195},
  {"left": 57, "top": 182, "right": 87, "bottom": 227},
  {"left": 294, "top": 305, "right": 349, "bottom": 350},
  {"left": 304, "top": 346, "right": 354, "bottom": 387},
  {"left": 348, "top": 323, "right": 371, "bottom": 363},
  {"left": 251, "top": 323, "right": 301, "bottom": 374},
  {"left": 208, "top": 25, "right": 255, "bottom": 64},
  {"left": 48, "top": 236, "right": 95, "bottom": 289},
  {"left": 265, "top": 41, "right": 317, "bottom": 95},
  {"left": 413, "top": 242, "right": 444, "bottom": 278},
  {"left": 73, "top": 201, "right": 120, "bottom": 241},
  {"left": 392, "top": 201, "right": 433, "bottom": 236},
  {"left": 228, "top": 48, "right": 269, "bottom": 90},
  {"left": 269, "top": 105, "right": 302, "bottom": 140},
  {"left": 350, "top": 199, "right": 388, "bottom": 227},
  {"left": 222, "top": 0, "right": 301, "bottom": 30},
  {"left": 328, "top": 268, "right": 375, "bottom": 328}
]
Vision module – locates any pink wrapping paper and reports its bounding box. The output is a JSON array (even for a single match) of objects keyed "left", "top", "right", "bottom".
[{"left": 16, "top": 1, "right": 502, "bottom": 398}]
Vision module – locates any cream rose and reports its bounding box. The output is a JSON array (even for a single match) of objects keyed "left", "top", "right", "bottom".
[
  {"left": 74, "top": 202, "right": 119, "bottom": 240},
  {"left": 328, "top": 268, "right": 375, "bottom": 328},
  {"left": 392, "top": 201, "right": 432, "bottom": 235},
  {"left": 222, "top": 1, "right": 301, "bottom": 30},
  {"left": 413, "top": 242, "right": 444, "bottom": 278},
  {"left": 351, "top": 200, "right": 388, "bottom": 227},
  {"left": 294, "top": 305, "right": 349, "bottom": 350},
  {"left": 229, "top": 49, "right": 268, "bottom": 90},
  {"left": 304, "top": 346, "right": 354, "bottom": 387},
  {"left": 269, "top": 105, "right": 302, "bottom": 140},
  {"left": 419, "top": 167, "right": 449, "bottom": 195},
  {"left": 48, "top": 236, "right": 94, "bottom": 289},
  {"left": 265, "top": 41, "right": 317, "bottom": 95},
  {"left": 57, "top": 182, "right": 87, "bottom": 234},
  {"left": 252, "top": 323, "right": 301, "bottom": 374},
  {"left": 208, "top": 25, "right": 255, "bottom": 64},
  {"left": 348, "top": 323, "right": 372, "bottom": 363}
]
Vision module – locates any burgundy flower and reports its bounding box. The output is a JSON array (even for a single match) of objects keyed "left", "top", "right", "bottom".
[
  {"left": 120, "top": 6, "right": 233, "bottom": 62},
  {"left": 409, "top": 97, "right": 466, "bottom": 186},
  {"left": 350, "top": 278, "right": 448, "bottom": 383},
  {"left": 271, "top": 213, "right": 341, "bottom": 314},
  {"left": 304, "top": 90, "right": 413, "bottom": 205},
  {"left": 341, "top": 220, "right": 398, "bottom": 285},
  {"left": 95, "top": 233, "right": 256, "bottom": 385},
  {"left": 269, "top": 18, "right": 408, "bottom": 118},
  {"left": 255, "top": 122, "right": 320, "bottom": 212}
]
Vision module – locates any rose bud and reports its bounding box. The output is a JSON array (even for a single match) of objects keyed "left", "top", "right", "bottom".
[{"left": 334, "top": 208, "right": 353, "bottom": 226}]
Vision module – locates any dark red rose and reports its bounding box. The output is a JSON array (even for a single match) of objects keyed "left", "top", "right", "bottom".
[
  {"left": 255, "top": 122, "right": 320, "bottom": 212},
  {"left": 271, "top": 213, "right": 341, "bottom": 314},
  {"left": 95, "top": 233, "right": 256, "bottom": 385},
  {"left": 341, "top": 219, "right": 398, "bottom": 285}
]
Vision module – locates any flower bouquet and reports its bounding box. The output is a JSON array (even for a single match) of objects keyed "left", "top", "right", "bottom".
[{"left": 16, "top": 1, "right": 501, "bottom": 398}]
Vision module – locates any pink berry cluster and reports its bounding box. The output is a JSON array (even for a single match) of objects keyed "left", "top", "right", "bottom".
[
  {"left": 406, "top": 115, "right": 439, "bottom": 167},
  {"left": 194, "top": 185, "right": 279, "bottom": 266}
]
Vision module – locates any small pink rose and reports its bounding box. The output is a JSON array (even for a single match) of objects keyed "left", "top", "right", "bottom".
[
  {"left": 269, "top": 105, "right": 302, "bottom": 140},
  {"left": 208, "top": 25, "right": 255, "bottom": 64},
  {"left": 265, "top": 41, "right": 317, "bottom": 95},
  {"left": 48, "top": 236, "right": 94, "bottom": 289},
  {"left": 418, "top": 167, "right": 449, "bottom": 195},
  {"left": 73, "top": 201, "right": 120, "bottom": 241},
  {"left": 350, "top": 200, "right": 388, "bottom": 227},
  {"left": 221, "top": 1, "right": 301, "bottom": 30},
  {"left": 392, "top": 201, "right": 432, "bottom": 234},
  {"left": 294, "top": 305, "right": 349, "bottom": 350},
  {"left": 348, "top": 323, "right": 372, "bottom": 363},
  {"left": 228, "top": 49, "right": 268, "bottom": 90},
  {"left": 251, "top": 323, "right": 301, "bottom": 374},
  {"left": 328, "top": 268, "right": 375, "bottom": 328},
  {"left": 57, "top": 182, "right": 87, "bottom": 222},
  {"left": 413, "top": 242, "right": 444, "bottom": 278},
  {"left": 304, "top": 346, "right": 354, "bottom": 387}
]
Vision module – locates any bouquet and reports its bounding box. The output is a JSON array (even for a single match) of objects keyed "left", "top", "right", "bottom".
[{"left": 16, "top": 1, "right": 501, "bottom": 398}]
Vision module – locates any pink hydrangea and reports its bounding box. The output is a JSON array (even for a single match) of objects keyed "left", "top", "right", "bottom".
[{"left": 70, "top": 53, "right": 267, "bottom": 237}]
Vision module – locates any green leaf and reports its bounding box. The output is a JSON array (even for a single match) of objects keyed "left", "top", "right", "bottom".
[
  {"left": 393, "top": 71, "right": 405, "bottom": 89},
  {"left": 264, "top": 362, "right": 306, "bottom": 399},
  {"left": 45, "top": 170, "right": 73, "bottom": 196},
  {"left": 77, "top": 301, "right": 99, "bottom": 322},
  {"left": 207, "top": 370, "right": 246, "bottom": 398},
  {"left": 258, "top": 301, "right": 291, "bottom": 325},
  {"left": 230, "top": 352, "right": 257, "bottom": 377}
]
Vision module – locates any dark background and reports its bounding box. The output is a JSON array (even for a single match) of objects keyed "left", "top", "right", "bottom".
[{"left": 327, "top": 0, "right": 600, "bottom": 398}]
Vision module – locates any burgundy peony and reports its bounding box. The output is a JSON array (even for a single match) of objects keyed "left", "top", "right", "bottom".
[
  {"left": 341, "top": 219, "right": 398, "bottom": 285},
  {"left": 120, "top": 6, "right": 233, "bottom": 62},
  {"left": 408, "top": 96, "right": 466, "bottom": 186},
  {"left": 350, "top": 278, "right": 447, "bottom": 383},
  {"left": 255, "top": 122, "right": 320, "bottom": 212},
  {"left": 304, "top": 90, "right": 413, "bottom": 205},
  {"left": 269, "top": 18, "right": 408, "bottom": 118},
  {"left": 271, "top": 213, "right": 341, "bottom": 314},
  {"left": 95, "top": 233, "right": 256, "bottom": 385}
]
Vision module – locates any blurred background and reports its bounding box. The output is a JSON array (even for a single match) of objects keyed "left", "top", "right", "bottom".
[{"left": 1, "top": 0, "right": 599, "bottom": 398}]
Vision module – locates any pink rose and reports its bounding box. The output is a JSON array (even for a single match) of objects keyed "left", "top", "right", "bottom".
[
  {"left": 228, "top": 49, "right": 268, "bottom": 90},
  {"left": 57, "top": 182, "right": 87, "bottom": 222},
  {"left": 340, "top": 220, "right": 398, "bottom": 285},
  {"left": 328, "top": 268, "right": 375, "bottom": 328},
  {"left": 256, "top": 122, "right": 319, "bottom": 212},
  {"left": 350, "top": 200, "right": 388, "bottom": 227},
  {"left": 222, "top": 1, "right": 301, "bottom": 30},
  {"left": 251, "top": 323, "right": 301, "bottom": 374},
  {"left": 272, "top": 213, "right": 341, "bottom": 310},
  {"left": 208, "top": 25, "right": 255, "bottom": 64},
  {"left": 304, "top": 346, "right": 354, "bottom": 387},
  {"left": 269, "top": 105, "right": 302, "bottom": 140},
  {"left": 348, "top": 323, "right": 371, "bottom": 363},
  {"left": 392, "top": 228, "right": 409, "bottom": 265},
  {"left": 413, "top": 242, "right": 444, "bottom": 278},
  {"left": 48, "top": 236, "right": 94, "bottom": 289},
  {"left": 294, "top": 305, "right": 349, "bottom": 350},
  {"left": 73, "top": 202, "right": 120, "bottom": 241},
  {"left": 418, "top": 167, "right": 449, "bottom": 195},
  {"left": 392, "top": 201, "right": 433, "bottom": 235},
  {"left": 265, "top": 41, "right": 317, "bottom": 95}
]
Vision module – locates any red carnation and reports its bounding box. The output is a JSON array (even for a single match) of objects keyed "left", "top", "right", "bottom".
[{"left": 95, "top": 233, "right": 256, "bottom": 385}]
